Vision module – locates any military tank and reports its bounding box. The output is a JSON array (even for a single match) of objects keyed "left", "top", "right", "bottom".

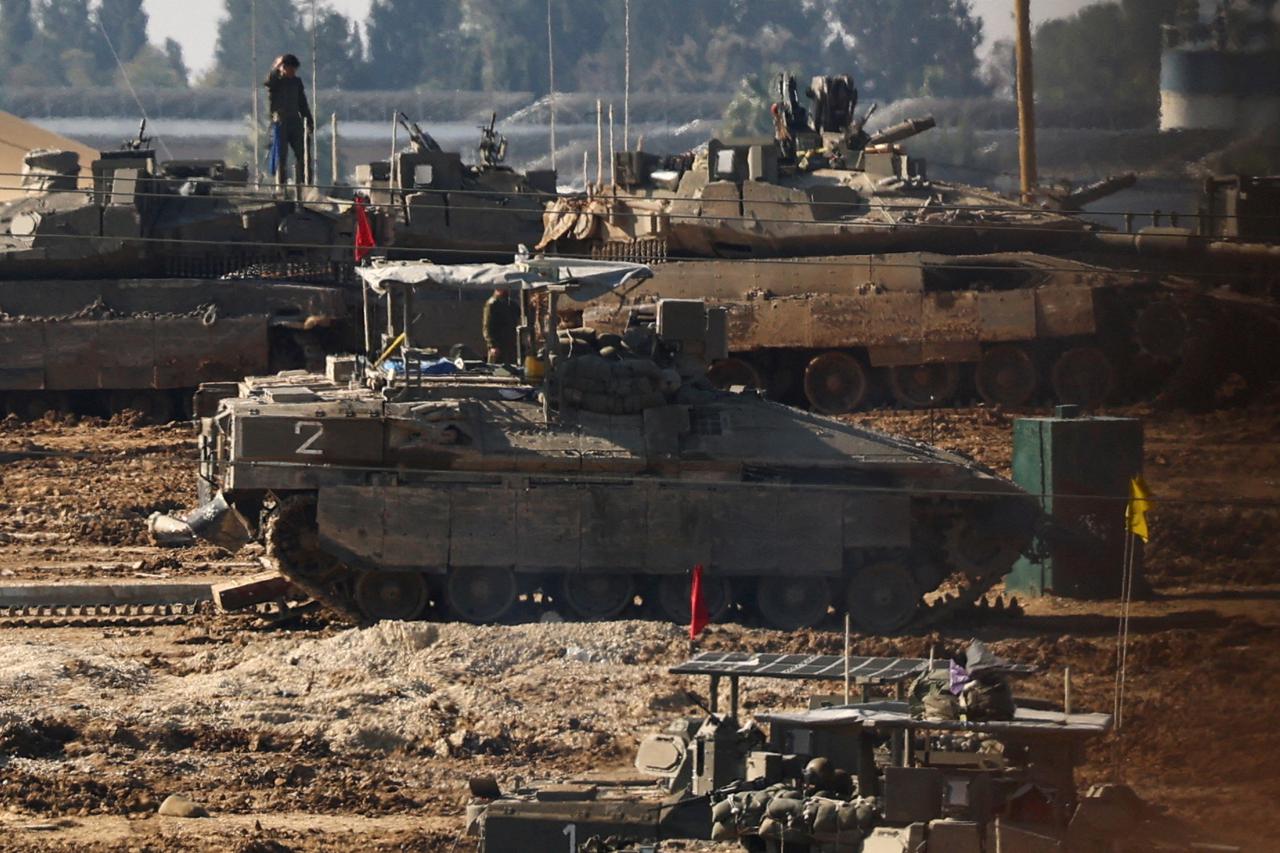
[
  {"left": 170, "top": 255, "right": 1039, "bottom": 633},
  {"left": 542, "top": 74, "right": 1280, "bottom": 413},
  {"left": 0, "top": 135, "right": 361, "bottom": 420},
  {"left": 540, "top": 73, "right": 1113, "bottom": 262}
]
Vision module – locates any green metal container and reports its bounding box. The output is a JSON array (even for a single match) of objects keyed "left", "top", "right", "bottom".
[{"left": 1006, "top": 406, "right": 1144, "bottom": 599}]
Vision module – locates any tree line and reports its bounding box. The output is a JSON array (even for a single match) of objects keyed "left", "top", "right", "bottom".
[
  {"left": 0, "top": 0, "right": 187, "bottom": 87},
  {"left": 0, "top": 0, "right": 1208, "bottom": 126}
]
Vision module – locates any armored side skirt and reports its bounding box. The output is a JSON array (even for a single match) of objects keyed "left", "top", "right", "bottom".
[{"left": 313, "top": 477, "right": 912, "bottom": 577}]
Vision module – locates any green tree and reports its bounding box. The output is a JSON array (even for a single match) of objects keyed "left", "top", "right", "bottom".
[
  {"left": 361, "top": 0, "right": 474, "bottom": 90},
  {"left": 819, "top": 0, "right": 987, "bottom": 100},
  {"left": 1034, "top": 0, "right": 1179, "bottom": 124},
  {"left": 39, "top": 0, "right": 94, "bottom": 54},
  {"left": 312, "top": 8, "right": 364, "bottom": 90},
  {"left": 0, "top": 0, "right": 36, "bottom": 63},
  {"left": 163, "top": 37, "right": 189, "bottom": 86},
  {"left": 116, "top": 43, "right": 186, "bottom": 87},
  {"left": 205, "top": 0, "right": 304, "bottom": 87},
  {"left": 93, "top": 0, "right": 148, "bottom": 69}
]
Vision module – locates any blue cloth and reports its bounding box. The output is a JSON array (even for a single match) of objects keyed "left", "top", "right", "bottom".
[{"left": 266, "top": 121, "right": 283, "bottom": 176}]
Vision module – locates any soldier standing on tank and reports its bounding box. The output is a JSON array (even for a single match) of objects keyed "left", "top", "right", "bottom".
[
  {"left": 483, "top": 289, "right": 519, "bottom": 364},
  {"left": 264, "top": 54, "right": 314, "bottom": 193}
]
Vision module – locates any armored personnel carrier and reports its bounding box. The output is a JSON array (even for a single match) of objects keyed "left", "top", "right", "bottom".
[
  {"left": 0, "top": 138, "right": 359, "bottom": 420},
  {"left": 543, "top": 74, "right": 1280, "bottom": 413},
  {"left": 468, "top": 647, "right": 1240, "bottom": 852},
  {"left": 173, "top": 255, "right": 1038, "bottom": 632}
]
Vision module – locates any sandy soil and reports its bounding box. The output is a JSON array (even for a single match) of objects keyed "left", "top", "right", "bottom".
[{"left": 0, "top": 403, "right": 1277, "bottom": 851}]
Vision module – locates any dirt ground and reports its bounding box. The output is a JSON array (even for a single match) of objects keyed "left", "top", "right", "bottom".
[{"left": 0, "top": 402, "right": 1277, "bottom": 852}]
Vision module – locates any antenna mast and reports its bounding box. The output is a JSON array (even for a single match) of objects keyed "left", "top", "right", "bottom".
[
  {"left": 251, "top": 0, "right": 260, "bottom": 187},
  {"left": 310, "top": 0, "right": 318, "bottom": 187},
  {"left": 547, "top": 0, "right": 557, "bottom": 171},
  {"left": 623, "top": 0, "right": 631, "bottom": 150}
]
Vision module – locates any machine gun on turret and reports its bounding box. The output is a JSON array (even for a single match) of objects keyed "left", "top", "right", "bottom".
[
  {"left": 477, "top": 112, "right": 508, "bottom": 168},
  {"left": 396, "top": 112, "right": 442, "bottom": 154}
]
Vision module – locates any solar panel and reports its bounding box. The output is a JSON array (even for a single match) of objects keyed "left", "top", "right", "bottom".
[
  {"left": 670, "top": 651, "right": 1035, "bottom": 683},
  {"left": 670, "top": 651, "right": 935, "bottom": 684}
]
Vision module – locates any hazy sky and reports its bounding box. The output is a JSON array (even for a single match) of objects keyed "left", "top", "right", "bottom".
[{"left": 145, "top": 0, "right": 1098, "bottom": 78}]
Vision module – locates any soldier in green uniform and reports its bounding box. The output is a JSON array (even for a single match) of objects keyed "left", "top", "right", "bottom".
[
  {"left": 264, "top": 54, "right": 314, "bottom": 190},
  {"left": 482, "top": 289, "right": 519, "bottom": 364}
]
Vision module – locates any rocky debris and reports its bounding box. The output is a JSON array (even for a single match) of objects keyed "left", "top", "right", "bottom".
[{"left": 158, "top": 793, "right": 210, "bottom": 818}]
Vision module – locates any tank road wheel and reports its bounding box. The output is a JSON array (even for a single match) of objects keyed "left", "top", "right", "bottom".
[
  {"left": 562, "top": 573, "right": 635, "bottom": 621},
  {"left": 1052, "top": 346, "right": 1115, "bottom": 409},
  {"left": 354, "top": 571, "right": 429, "bottom": 622},
  {"left": 656, "top": 573, "right": 732, "bottom": 625},
  {"left": 445, "top": 567, "right": 517, "bottom": 624},
  {"left": 803, "top": 352, "right": 869, "bottom": 414},
  {"left": 846, "top": 561, "right": 921, "bottom": 635},
  {"left": 975, "top": 345, "right": 1037, "bottom": 407},
  {"left": 707, "top": 358, "right": 763, "bottom": 392},
  {"left": 888, "top": 363, "right": 961, "bottom": 408},
  {"left": 755, "top": 576, "right": 829, "bottom": 631},
  {"left": 108, "top": 390, "right": 175, "bottom": 424}
]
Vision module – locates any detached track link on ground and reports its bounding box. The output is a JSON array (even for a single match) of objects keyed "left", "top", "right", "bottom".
[{"left": 0, "top": 603, "right": 201, "bottom": 628}]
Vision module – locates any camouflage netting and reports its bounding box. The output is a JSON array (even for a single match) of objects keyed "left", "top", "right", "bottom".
[
  {"left": 711, "top": 785, "right": 881, "bottom": 850},
  {"left": 554, "top": 325, "right": 720, "bottom": 415}
]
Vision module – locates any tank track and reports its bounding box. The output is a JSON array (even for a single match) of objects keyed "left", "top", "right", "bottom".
[
  {"left": 263, "top": 492, "right": 1020, "bottom": 631},
  {"left": 0, "top": 603, "right": 200, "bottom": 628},
  {"left": 265, "top": 496, "right": 365, "bottom": 624},
  {"left": 914, "top": 571, "right": 1022, "bottom": 630}
]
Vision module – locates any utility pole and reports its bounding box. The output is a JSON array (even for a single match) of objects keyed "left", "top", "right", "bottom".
[{"left": 1014, "top": 0, "right": 1038, "bottom": 201}]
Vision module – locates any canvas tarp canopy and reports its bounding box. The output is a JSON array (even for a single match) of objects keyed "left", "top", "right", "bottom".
[
  {"left": 357, "top": 255, "right": 653, "bottom": 302},
  {"left": 0, "top": 111, "right": 97, "bottom": 202}
]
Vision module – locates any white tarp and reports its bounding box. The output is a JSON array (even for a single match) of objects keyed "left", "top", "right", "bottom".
[{"left": 357, "top": 254, "right": 653, "bottom": 302}]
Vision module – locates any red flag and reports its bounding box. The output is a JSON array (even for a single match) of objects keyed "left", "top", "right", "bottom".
[
  {"left": 354, "top": 195, "right": 376, "bottom": 262},
  {"left": 690, "top": 564, "right": 710, "bottom": 640}
]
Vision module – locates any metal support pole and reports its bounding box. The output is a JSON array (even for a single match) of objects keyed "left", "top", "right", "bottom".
[
  {"left": 547, "top": 0, "right": 557, "bottom": 171},
  {"left": 330, "top": 113, "right": 339, "bottom": 186},
  {"left": 623, "top": 0, "right": 631, "bottom": 150},
  {"left": 1014, "top": 0, "right": 1038, "bottom": 201},
  {"left": 389, "top": 111, "right": 398, "bottom": 202},
  {"left": 729, "top": 676, "right": 739, "bottom": 720},
  {"left": 843, "top": 613, "right": 851, "bottom": 705},
  {"left": 250, "top": 0, "right": 259, "bottom": 188},
  {"left": 595, "top": 99, "right": 604, "bottom": 189},
  {"left": 709, "top": 675, "right": 720, "bottom": 714},
  {"left": 310, "top": 0, "right": 318, "bottom": 190}
]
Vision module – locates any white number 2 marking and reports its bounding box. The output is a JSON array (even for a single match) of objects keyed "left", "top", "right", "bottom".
[{"left": 294, "top": 421, "right": 325, "bottom": 456}]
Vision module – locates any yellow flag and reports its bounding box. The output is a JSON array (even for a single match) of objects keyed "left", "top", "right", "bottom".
[{"left": 1125, "top": 476, "right": 1151, "bottom": 542}]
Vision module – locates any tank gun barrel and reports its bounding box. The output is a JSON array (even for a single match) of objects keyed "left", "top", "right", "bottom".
[
  {"left": 866, "top": 116, "right": 936, "bottom": 147},
  {"left": 1059, "top": 173, "right": 1138, "bottom": 211},
  {"left": 1091, "top": 229, "right": 1280, "bottom": 261}
]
